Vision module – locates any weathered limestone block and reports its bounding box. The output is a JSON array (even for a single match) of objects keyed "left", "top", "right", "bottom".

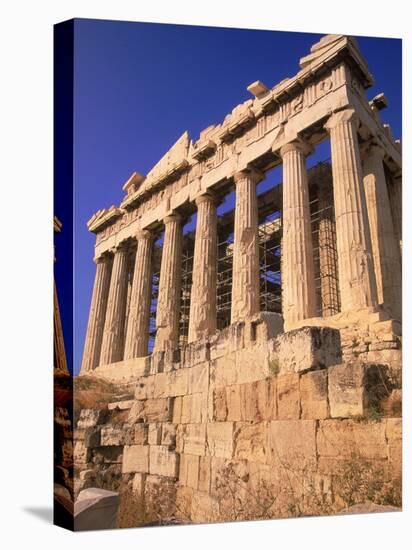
[
  {"left": 175, "top": 424, "right": 186, "bottom": 454},
  {"left": 213, "top": 387, "right": 228, "bottom": 421},
  {"left": 240, "top": 382, "right": 259, "bottom": 421},
  {"left": 179, "top": 454, "right": 200, "bottom": 489},
  {"left": 210, "top": 355, "right": 238, "bottom": 388},
  {"left": 134, "top": 375, "right": 155, "bottom": 400},
  {"left": 226, "top": 384, "right": 242, "bottom": 421},
  {"left": 189, "top": 393, "right": 203, "bottom": 423},
  {"left": 268, "top": 420, "right": 317, "bottom": 471},
  {"left": 234, "top": 422, "right": 269, "bottom": 464},
  {"left": 188, "top": 362, "right": 209, "bottom": 394},
  {"left": 134, "top": 423, "right": 149, "bottom": 445},
  {"left": 91, "top": 446, "right": 123, "bottom": 465},
  {"left": 152, "top": 372, "right": 168, "bottom": 398},
  {"left": 250, "top": 312, "right": 284, "bottom": 342},
  {"left": 74, "top": 441, "right": 90, "bottom": 464},
  {"left": 273, "top": 327, "right": 341, "bottom": 375},
  {"left": 150, "top": 351, "right": 165, "bottom": 375},
  {"left": 168, "top": 369, "right": 189, "bottom": 397},
  {"left": 328, "top": 363, "right": 390, "bottom": 418},
  {"left": 107, "top": 399, "right": 135, "bottom": 411},
  {"left": 180, "top": 395, "right": 192, "bottom": 424},
  {"left": 183, "top": 340, "right": 210, "bottom": 369},
  {"left": 140, "top": 398, "right": 174, "bottom": 423},
  {"left": 198, "top": 456, "right": 212, "bottom": 493},
  {"left": 161, "top": 423, "right": 177, "bottom": 448},
  {"left": 148, "top": 423, "right": 162, "bottom": 445},
  {"left": 386, "top": 418, "right": 402, "bottom": 476},
  {"left": 277, "top": 373, "right": 301, "bottom": 420},
  {"left": 132, "top": 473, "right": 146, "bottom": 497},
  {"left": 127, "top": 401, "right": 145, "bottom": 424},
  {"left": 236, "top": 346, "right": 271, "bottom": 384},
  {"left": 77, "top": 409, "right": 106, "bottom": 429},
  {"left": 206, "top": 422, "right": 234, "bottom": 459},
  {"left": 122, "top": 445, "right": 149, "bottom": 474},
  {"left": 190, "top": 491, "right": 220, "bottom": 524},
  {"left": 172, "top": 396, "right": 183, "bottom": 423},
  {"left": 100, "top": 426, "right": 126, "bottom": 446},
  {"left": 144, "top": 474, "right": 177, "bottom": 520},
  {"left": 255, "top": 378, "right": 277, "bottom": 421},
  {"left": 300, "top": 370, "right": 329, "bottom": 419},
  {"left": 183, "top": 423, "right": 207, "bottom": 456},
  {"left": 149, "top": 446, "right": 179, "bottom": 478},
  {"left": 175, "top": 486, "right": 193, "bottom": 521},
  {"left": 317, "top": 419, "right": 388, "bottom": 474},
  {"left": 209, "top": 327, "right": 241, "bottom": 361},
  {"left": 83, "top": 427, "right": 101, "bottom": 448}
]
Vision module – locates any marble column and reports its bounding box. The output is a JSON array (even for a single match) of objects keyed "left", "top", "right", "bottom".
[
  {"left": 231, "top": 168, "right": 262, "bottom": 324},
  {"left": 124, "top": 230, "right": 154, "bottom": 358},
  {"left": 280, "top": 140, "right": 317, "bottom": 326},
  {"left": 188, "top": 193, "right": 217, "bottom": 342},
  {"left": 325, "top": 108, "right": 378, "bottom": 312},
  {"left": 80, "top": 254, "right": 113, "bottom": 372},
  {"left": 317, "top": 180, "right": 340, "bottom": 317},
  {"left": 99, "top": 243, "right": 129, "bottom": 365},
  {"left": 363, "top": 143, "right": 401, "bottom": 320},
  {"left": 154, "top": 213, "right": 183, "bottom": 352},
  {"left": 388, "top": 173, "right": 402, "bottom": 252},
  {"left": 54, "top": 279, "right": 69, "bottom": 374}
]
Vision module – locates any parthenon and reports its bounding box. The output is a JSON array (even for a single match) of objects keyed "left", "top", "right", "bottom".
[{"left": 80, "top": 34, "right": 402, "bottom": 375}]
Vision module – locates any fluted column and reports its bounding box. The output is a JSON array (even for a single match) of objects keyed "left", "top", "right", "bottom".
[
  {"left": 388, "top": 173, "right": 402, "bottom": 252},
  {"left": 99, "top": 243, "right": 129, "bottom": 365},
  {"left": 231, "top": 168, "right": 262, "bottom": 324},
  {"left": 188, "top": 193, "right": 217, "bottom": 342},
  {"left": 80, "top": 254, "right": 113, "bottom": 372},
  {"left": 363, "top": 143, "right": 401, "bottom": 320},
  {"left": 318, "top": 180, "right": 340, "bottom": 317},
  {"left": 280, "top": 140, "right": 317, "bottom": 327},
  {"left": 154, "top": 213, "right": 183, "bottom": 352},
  {"left": 124, "top": 230, "right": 154, "bottom": 358},
  {"left": 325, "top": 108, "right": 378, "bottom": 312},
  {"left": 54, "top": 279, "right": 69, "bottom": 374}
]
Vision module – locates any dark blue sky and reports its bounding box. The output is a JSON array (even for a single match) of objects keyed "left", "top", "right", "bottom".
[{"left": 56, "top": 19, "right": 401, "bottom": 375}]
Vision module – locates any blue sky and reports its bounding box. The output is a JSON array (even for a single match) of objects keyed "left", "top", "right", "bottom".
[{"left": 54, "top": 19, "right": 401, "bottom": 375}]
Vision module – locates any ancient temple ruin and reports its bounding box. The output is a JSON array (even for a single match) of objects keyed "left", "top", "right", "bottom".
[
  {"left": 74, "top": 35, "right": 402, "bottom": 525},
  {"left": 81, "top": 34, "right": 401, "bottom": 373}
]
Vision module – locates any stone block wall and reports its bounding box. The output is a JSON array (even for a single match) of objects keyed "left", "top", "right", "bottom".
[{"left": 73, "top": 321, "right": 402, "bottom": 525}]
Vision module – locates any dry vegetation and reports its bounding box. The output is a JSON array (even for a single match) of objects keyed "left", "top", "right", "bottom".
[
  {"left": 116, "top": 452, "right": 401, "bottom": 528},
  {"left": 73, "top": 375, "right": 132, "bottom": 412}
]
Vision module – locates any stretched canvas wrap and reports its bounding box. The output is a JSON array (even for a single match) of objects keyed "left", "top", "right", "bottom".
[{"left": 53, "top": 18, "right": 402, "bottom": 531}]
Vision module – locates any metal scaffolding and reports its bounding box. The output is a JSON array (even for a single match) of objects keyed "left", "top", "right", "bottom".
[{"left": 147, "top": 160, "right": 339, "bottom": 350}]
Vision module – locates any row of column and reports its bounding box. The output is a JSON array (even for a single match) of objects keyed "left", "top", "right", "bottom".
[{"left": 81, "top": 107, "right": 401, "bottom": 372}]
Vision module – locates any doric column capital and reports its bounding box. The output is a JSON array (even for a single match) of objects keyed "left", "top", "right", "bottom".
[
  {"left": 195, "top": 192, "right": 216, "bottom": 207},
  {"left": 136, "top": 228, "right": 154, "bottom": 241},
  {"left": 233, "top": 167, "right": 264, "bottom": 186},
  {"left": 163, "top": 212, "right": 182, "bottom": 225},
  {"left": 94, "top": 253, "right": 108, "bottom": 265},
  {"left": 110, "top": 240, "right": 128, "bottom": 254},
  {"left": 324, "top": 107, "right": 359, "bottom": 132},
  {"left": 279, "top": 138, "right": 313, "bottom": 158}
]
